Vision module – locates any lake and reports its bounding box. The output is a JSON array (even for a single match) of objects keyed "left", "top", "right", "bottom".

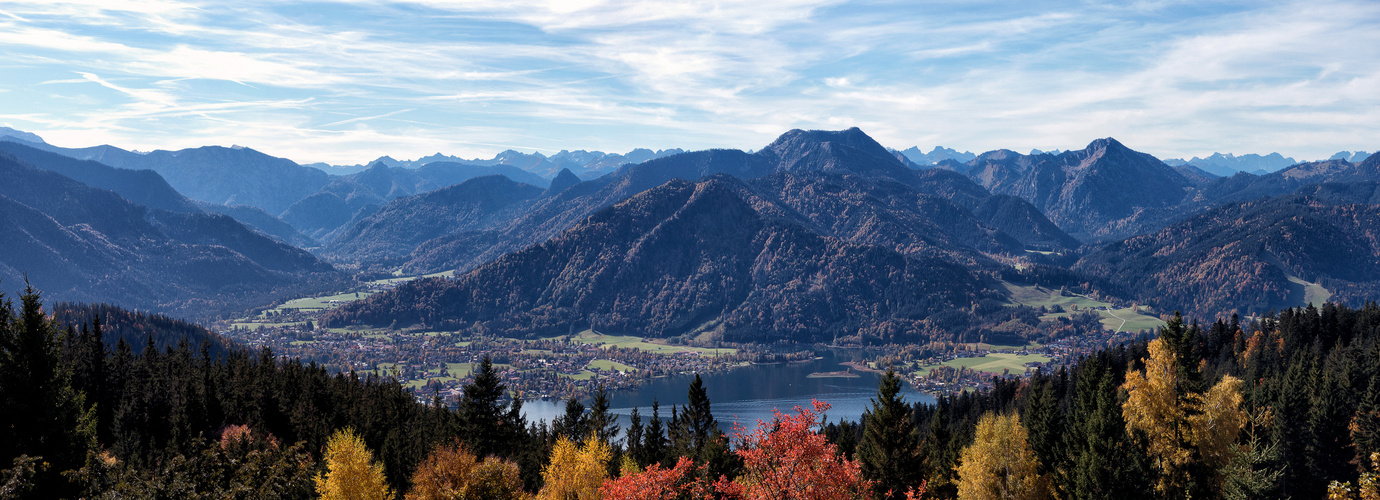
[{"left": 522, "top": 349, "right": 936, "bottom": 436}]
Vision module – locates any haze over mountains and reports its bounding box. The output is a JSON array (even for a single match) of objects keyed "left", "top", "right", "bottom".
[{"left": 2, "top": 124, "right": 1377, "bottom": 332}]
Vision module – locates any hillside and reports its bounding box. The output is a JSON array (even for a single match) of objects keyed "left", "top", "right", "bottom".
[
  {"left": 322, "top": 176, "right": 1002, "bottom": 343},
  {"left": 1075, "top": 195, "right": 1380, "bottom": 317},
  {"left": 0, "top": 153, "right": 343, "bottom": 318}
]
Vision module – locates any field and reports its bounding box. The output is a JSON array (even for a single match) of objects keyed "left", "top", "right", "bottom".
[
  {"left": 917, "top": 352, "right": 1052, "bottom": 377},
  {"left": 562, "top": 330, "right": 738, "bottom": 357},
  {"left": 587, "top": 359, "right": 637, "bottom": 372},
  {"left": 1004, "top": 282, "right": 1164, "bottom": 333}
]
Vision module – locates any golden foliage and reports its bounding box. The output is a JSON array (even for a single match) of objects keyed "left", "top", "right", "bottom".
[
  {"left": 955, "top": 412, "right": 1050, "bottom": 500},
  {"left": 315, "top": 428, "right": 394, "bottom": 500},
  {"left": 538, "top": 434, "right": 610, "bottom": 500},
  {"left": 1122, "top": 338, "right": 1246, "bottom": 495}
]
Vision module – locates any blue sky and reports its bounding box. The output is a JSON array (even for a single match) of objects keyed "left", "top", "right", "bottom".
[{"left": 0, "top": 0, "right": 1376, "bottom": 165}]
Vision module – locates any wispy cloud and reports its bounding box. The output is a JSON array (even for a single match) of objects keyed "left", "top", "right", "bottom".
[{"left": 0, "top": 0, "right": 1374, "bottom": 164}]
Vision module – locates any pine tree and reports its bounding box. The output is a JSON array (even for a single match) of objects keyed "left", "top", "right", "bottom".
[{"left": 856, "top": 369, "right": 922, "bottom": 499}]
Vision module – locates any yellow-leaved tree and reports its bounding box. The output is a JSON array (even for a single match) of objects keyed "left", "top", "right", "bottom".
[
  {"left": 955, "top": 412, "right": 1050, "bottom": 500},
  {"left": 538, "top": 434, "right": 610, "bottom": 500},
  {"left": 315, "top": 428, "right": 394, "bottom": 500},
  {"left": 1122, "top": 333, "right": 1245, "bottom": 496},
  {"left": 406, "top": 439, "right": 526, "bottom": 500}
]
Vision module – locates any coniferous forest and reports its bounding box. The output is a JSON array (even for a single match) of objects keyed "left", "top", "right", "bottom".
[{"left": 8, "top": 281, "right": 1380, "bottom": 499}]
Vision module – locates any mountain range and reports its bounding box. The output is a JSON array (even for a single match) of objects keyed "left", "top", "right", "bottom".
[
  {"left": 3, "top": 124, "right": 1378, "bottom": 335},
  {"left": 0, "top": 148, "right": 342, "bottom": 318}
]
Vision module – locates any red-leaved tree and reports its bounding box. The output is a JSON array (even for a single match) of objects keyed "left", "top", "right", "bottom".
[
  {"left": 715, "top": 400, "right": 873, "bottom": 500},
  {"left": 603, "top": 401, "right": 878, "bottom": 500},
  {"left": 600, "top": 456, "right": 712, "bottom": 500}
]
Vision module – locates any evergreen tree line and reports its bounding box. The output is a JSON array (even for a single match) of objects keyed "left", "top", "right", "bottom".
[
  {"left": 11, "top": 279, "right": 1380, "bottom": 498},
  {"left": 0, "top": 287, "right": 742, "bottom": 498},
  {"left": 822, "top": 303, "right": 1380, "bottom": 499}
]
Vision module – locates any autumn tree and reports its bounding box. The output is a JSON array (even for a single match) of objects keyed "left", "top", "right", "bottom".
[
  {"left": 316, "top": 428, "right": 394, "bottom": 500},
  {"left": 717, "top": 400, "right": 872, "bottom": 500},
  {"left": 955, "top": 411, "right": 1050, "bottom": 500},
  {"left": 538, "top": 434, "right": 610, "bottom": 500},
  {"left": 857, "top": 369, "right": 922, "bottom": 500},
  {"left": 600, "top": 456, "right": 711, "bottom": 500},
  {"left": 406, "top": 439, "right": 525, "bottom": 500},
  {"left": 1121, "top": 318, "right": 1246, "bottom": 497}
]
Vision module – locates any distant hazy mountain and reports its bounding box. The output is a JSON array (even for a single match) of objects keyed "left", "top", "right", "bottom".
[
  {"left": 0, "top": 137, "right": 331, "bottom": 215},
  {"left": 896, "top": 146, "right": 977, "bottom": 166},
  {"left": 1078, "top": 195, "right": 1380, "bottom": 317},
  {"left": 328, "top": 147, "right": 683, "bottom": 181},
  {"left": 0, "top": 140, "right": 203, "bottom": 214},
  {"left": 279, "top": 161, "right": 548, "bottom": 239},
  {"left": 1163, "top": 152, "right": 1298, "bottom": 176},
  {"left": 0, "top": 126, "right": 46, "bottom": 145},
  {"left": 321, "top": 175, "right": 1002, "bottom": 343},
  {"left": 0, "top": 152, "right": 341, "bottom": 318},
  {"left": 1330, "top": 151, "right": 1374, "bottom": 163},
  {"left": 335, "top": 128, "right": 1075, "bottom": 275}
]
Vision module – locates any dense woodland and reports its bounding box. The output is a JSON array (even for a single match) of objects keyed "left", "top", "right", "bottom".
[{"left": 11, "top": 280, "right": 1380, "bottom": 498}]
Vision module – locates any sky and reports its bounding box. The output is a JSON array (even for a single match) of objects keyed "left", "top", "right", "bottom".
[{"left": 0, "top": 0, "right": 1376, "bottom": 166}]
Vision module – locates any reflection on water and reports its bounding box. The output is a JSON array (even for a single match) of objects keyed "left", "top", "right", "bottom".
[{"left": 522, "top": 349, "right": 936, "bottom": 436}]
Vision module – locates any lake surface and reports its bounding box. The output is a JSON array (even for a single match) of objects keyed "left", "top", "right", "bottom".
[{"left": 522, "top": 349, "right": 935, "bottom": 436}]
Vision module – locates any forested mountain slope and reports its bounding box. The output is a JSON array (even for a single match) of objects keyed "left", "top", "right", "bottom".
[{"left": 322, "top": 176, "right": 1003, "bottom": 343}]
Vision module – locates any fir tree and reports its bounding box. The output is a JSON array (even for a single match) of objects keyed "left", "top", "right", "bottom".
[{"left": 856, "top": 369, "right": 922, "bottom": 499}]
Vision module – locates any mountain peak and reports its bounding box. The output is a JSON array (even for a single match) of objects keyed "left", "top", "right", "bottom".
[
  {"left": 1085, "top": 137, "right": 1128, "bottom": 153},
  {"left": 545, "top": 168, "right": 582, "bottom": 196}
]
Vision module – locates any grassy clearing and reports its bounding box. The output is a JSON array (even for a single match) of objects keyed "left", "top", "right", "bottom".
[
  {"left": 1286, "top": 275, "right": 1332, "bottom": 307},
  {"left": 917, "top": 352, "right": 1052, "bottom": 377},
  {"left": 275, "top": 291, "right": 373, "bottom": 312},
  {"left": 1104, "top": 307, "right": 1165, "bottom": 333},
  {"left": 560, "top": 370, "right": 597, "bottom": 381},
  {"left": 587, "top": 359, "right": 637, "bottom": 372},
  {"left": 958, "top": 342, "right": 1042, "bottom": 352},
  {"left": 1003, "top": 282, "right": 1109, "bottom": 310},
  {"left": 563, "top": 330, "right": 737, "bottom": 357}
]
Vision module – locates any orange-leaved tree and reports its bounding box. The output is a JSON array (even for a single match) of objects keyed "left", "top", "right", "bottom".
[
  {"left": 406, "top": 439, "right": 526, "bottom": 500},
  {"left": 716, "top": 400, "right": 872, "bottom": 500},
  {"left": 315, "top": 428, "right": 394, "bottom": 500},
  {"left": 537, "top": 434, "right": 610, "bottom": 500}
]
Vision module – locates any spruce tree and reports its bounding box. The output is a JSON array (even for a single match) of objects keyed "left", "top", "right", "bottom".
[
  {"left": 0, "top": 285, "right": 94, "bottom": 495},
  {"left": 856, "top": 369, "right": 922, "bottom": 499},
  {"left": 459, "top": 355, "right": 509, "bottom": 458},
  {"left": 642, "top": 400, "right": 667, "bottom": 467}
]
